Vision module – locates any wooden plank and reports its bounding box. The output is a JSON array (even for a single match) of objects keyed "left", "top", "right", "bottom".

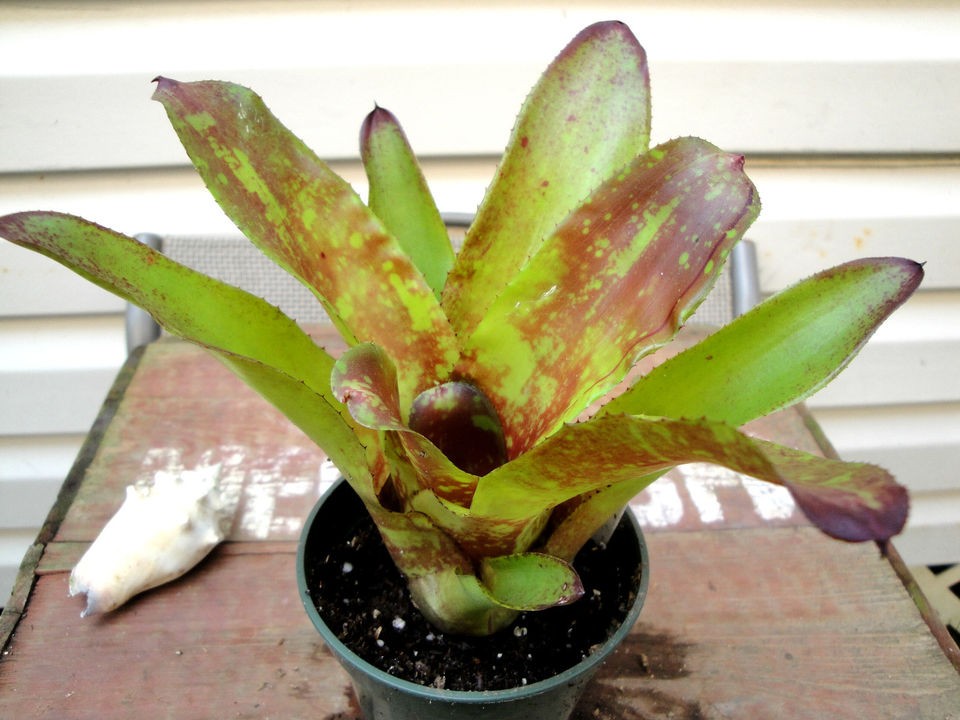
[
  {"left": 0, "top": 435, "right": 85, "bottom": 576},
  {"left": 895, "top": 492, "right": 960, "bottom": 565},
  {"left": 0, "top": 243, "right": 124, "bottom": 317},
  {"left": 0, "top": 368, "right": 119, "bottom": 436},
  {"left": 0, "top": 403, "right": 105, "bottom": 606},
  {"left": 0, "top": 348, "right": 145, "bottom": 644},
  {"left": 0, "top": 436, "right": 85, "bottom": 484},
  {"left": 805, "top": 338, "right": 960, "bottom": 409},
  {"left": 897, "top": 522, "right": 960, "bottom": 567},
  {"left": 53, "top": 340, "right": 335, "bottom": 544},
  {"left": 751, "top": 217, "right": 960, "bottom": 293},
  {"left": 2, "top": 332, "right": 957, "bottom": 718},
  {"left": 0, "top": 316, "right": 126, "bottom": 368},
  {"left": 6, "top": 60, "right": 959, "bottom": 174},
  {"left": 0, "top": 315, "right": 126, "bottom": 435},
  {"left": 2, "top": 528, "right": 958, "bottom": 719},
  {"left": 0, "top": 478, "right": 66, "bottom": 529},
  {"left": 0, "top": 551, "right": 360, "bottom": 719},
  {"left": 587, "top": 527, "right": 960, "bottom": 719},
  {"left": 0, "top": 532, "right": 37, "bottom": 610},
  {"left": 4, "top": 164, "right": 959, "bottom": 255}
]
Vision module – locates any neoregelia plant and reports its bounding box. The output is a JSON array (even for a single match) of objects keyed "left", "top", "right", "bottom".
[{"left": 0, "top": 21, "right": 921, "bottom": 636}]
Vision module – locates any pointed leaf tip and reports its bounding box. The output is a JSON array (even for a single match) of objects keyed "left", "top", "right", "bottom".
[
  {"left": 150, "top": 75, "right": 179, "bottom": 100},
  {"left": 461, "top": 136, "right": 759, "bottom": 455},
  {"left": 360, "top": 104, "right": 398, "bottom": 146},
  {"left": 573, "top": 19, "right": 637, "bottom": 45},
  {"left": 360, "top": 103, "right": 454, "bottom": 297},
  {"left": 752, "top": 440, "right": 910, "bottom": 544}
]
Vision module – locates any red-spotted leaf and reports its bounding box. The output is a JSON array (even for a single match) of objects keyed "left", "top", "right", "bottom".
[
  {"left": 368, "top": 501, "right": 474, "bottom": 580},
  {"left": 409, "top": 488, "right": 551, "bottom": 560},
  {"left": 361, "top": 105, "right": 454, "bottom": 298},
  {"left": 460, "top": 137, "right": 759, "bottom": 457},
  {"left": 543, "top": 471, "right": 663, "bottom": 561},
  {"left": 443, "top": 20, "right": 651, "bottom": 334},
  {"left": 330, "top": 342, "right": 405, "bottom": 431},
  {"left": 409, "top": 382, "right": 508, "bottom": 478},
  {"left": 756, "top": 439, "right": 909, "bottom": 543},
  {"left": 365, "top": 503, "right": 516, "bottom": 636},
  {"left": 152, "top": 78, "right": 459, "bottom": 409},
  {"left": 471, "top": 415, "right": 773, "bottom": 523},
  {"left": 471, "top": 414, "right": 906, "bottom": 553},
  {"left": 331, "top": 343, "right": 479, "bottom": 506}
]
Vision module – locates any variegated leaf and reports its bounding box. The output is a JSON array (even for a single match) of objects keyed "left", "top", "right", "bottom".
[
  {"left": 471, "top": 414, "right": 906, "bottom": 550},
  {"left": 152, "top": 78, "right": 460, "bottom": 409},
  {"left": 331, "top": 343, "right": 479, "bottom": 506},
  {"left": 479, "top": 553, "right": 584, "bottom": 610},
  {"left": 443, "top": 20, "right": 652, "bottom": 334},
  {"left": 461, "top": 138, "right": 759, "bottom": 457}
]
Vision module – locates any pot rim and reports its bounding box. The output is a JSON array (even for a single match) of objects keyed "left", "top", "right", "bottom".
[{"left": 296, "top": 477, "right": 649, "bottom": 703}]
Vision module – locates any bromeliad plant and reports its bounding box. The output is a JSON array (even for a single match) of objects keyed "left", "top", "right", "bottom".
[{"left": 1, "top": 22, "right": 920, "bottom": 636}]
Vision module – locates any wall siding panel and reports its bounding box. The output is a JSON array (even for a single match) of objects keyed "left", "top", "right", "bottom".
[{"left": 2, "top": 1, "right": 957, "bottom": 605}]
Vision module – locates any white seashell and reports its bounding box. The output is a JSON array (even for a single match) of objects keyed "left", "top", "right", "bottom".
[{"left": 69, "top": 470, "right": 232, "bottom": 617}]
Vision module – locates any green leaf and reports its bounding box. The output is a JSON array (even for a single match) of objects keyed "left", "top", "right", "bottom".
[
  {"left": 480, "top": 553, "right": 584, "bottom": 610},
  {"left": 544, "top": 471, "right": 663, "bottom": 561},
  {"left": 0, "top": 211, "right": 373, "bottom": 490},
  {"left": 443, "top": 20, "right": 652, "bottom": 334},
  {"left": 388, "top": 549, "right": 583, "bottom": 635},
  {"left": 460, "top": 137, "right": 759, "bottom": 457},
  {"left": 371, "top": 503, "right": 475, "bottom": 580},
  {"left": 330, "top": 345, "right": 552, "bottom": 559},
  {"left": 404, "top": 568, "right": 519, "bottom": 636},
  {"left": 603, "top": 257, "right": 924, "bottom": 426},
  {"left": 152, "top": 77, "right": 459, "bottom": 409},
  {"left": 367, "top": 504, "right": 520, "bottom": 636},
  {"left": 472, "top": 415, "right": 770, "bottom": 521},
  {"left": 361, "top": 105, "right": 454, "bottom": 298},
  {"left": 216, "top": 350, "right": 380, "bottom": 505}
]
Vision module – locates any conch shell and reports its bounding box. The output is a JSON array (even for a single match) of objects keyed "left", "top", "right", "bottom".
[{"left": 69, "top": 472, "right": 232, "bottom": 616}]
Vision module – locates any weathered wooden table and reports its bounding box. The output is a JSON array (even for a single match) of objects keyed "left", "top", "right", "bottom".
[{"left": 2, "top": 330, "right": 958, "bottom": 719}]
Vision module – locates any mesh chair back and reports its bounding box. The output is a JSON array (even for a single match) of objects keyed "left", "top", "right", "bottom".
[
  {"left": 161, "top": 235, "right": 331, "bottom": 325},
  {"left": 689, "top": 239, "right": 760, "bottom": 327}
]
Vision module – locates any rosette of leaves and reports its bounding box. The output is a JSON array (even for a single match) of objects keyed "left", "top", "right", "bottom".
[{"left": 0, "top": 21, "right": 921, "bottom": 636}]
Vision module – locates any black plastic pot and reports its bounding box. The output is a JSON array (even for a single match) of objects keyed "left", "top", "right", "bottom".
[{"left": 297, "top": 479, "right": 649, "bottom": 720}]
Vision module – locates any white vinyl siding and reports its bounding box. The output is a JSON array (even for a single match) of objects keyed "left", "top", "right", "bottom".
[{"left": 2, "top": 2, "right": 958, "bottom": 603}]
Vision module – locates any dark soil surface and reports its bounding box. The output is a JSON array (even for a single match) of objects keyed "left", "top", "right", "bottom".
[{"left": 302, "top": 483, "right": 644, "bottom": 691}]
